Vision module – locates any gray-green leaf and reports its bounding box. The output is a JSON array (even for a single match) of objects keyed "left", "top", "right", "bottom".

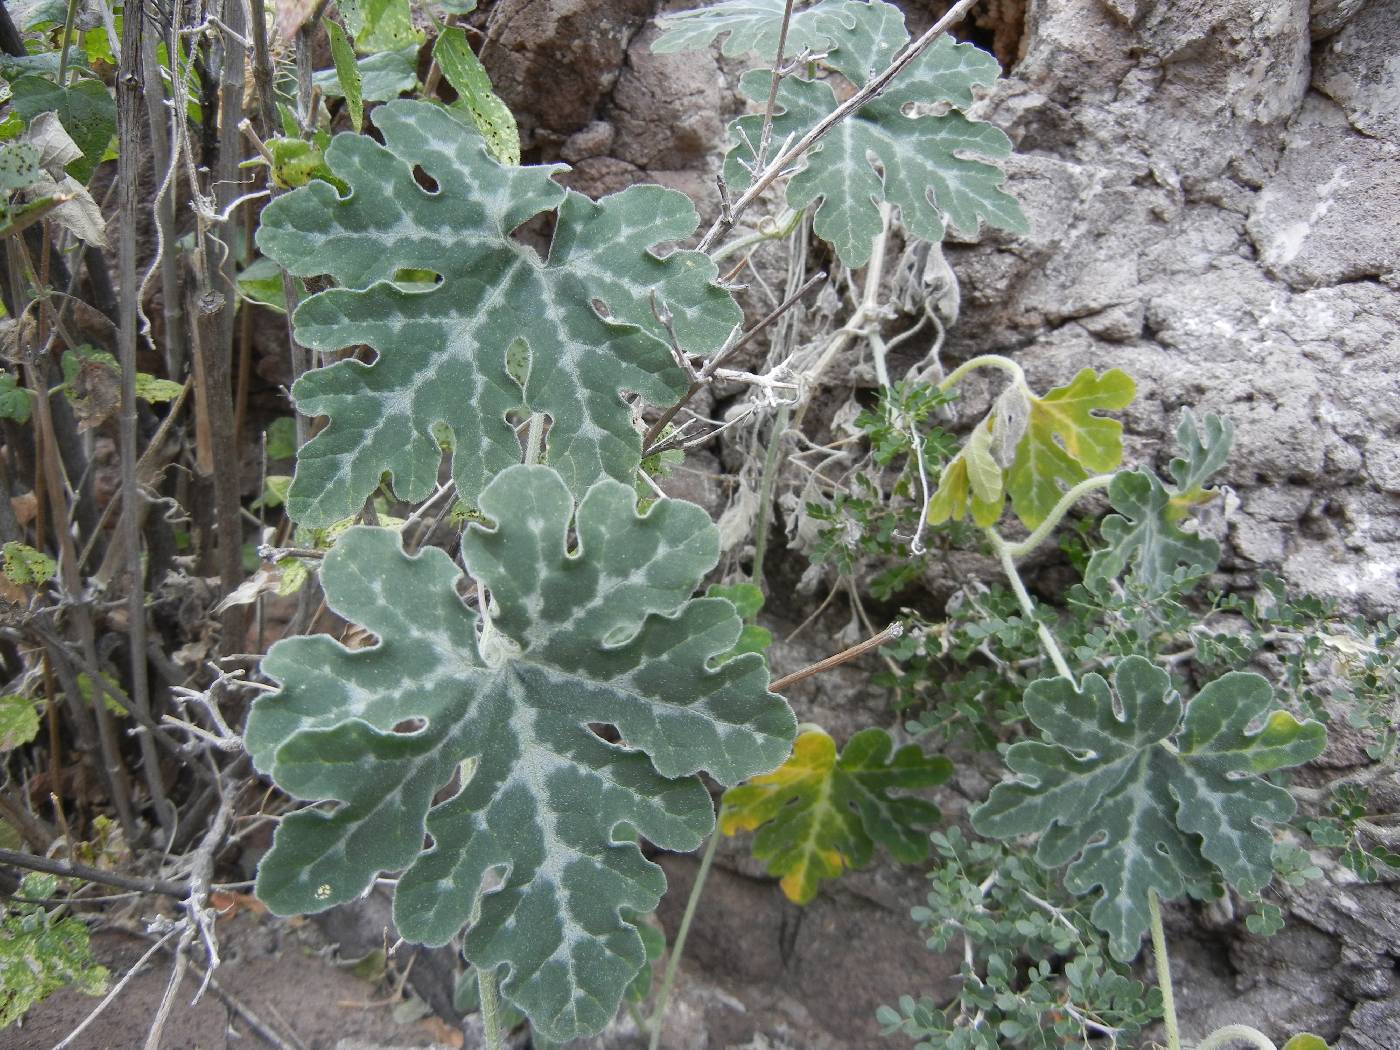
[
  {"left": 652, "top": 0, "right": 863, "bottom": 62},
  {"left": 326, "top": 21, "right": 364, "bottom": 132},
  {"left": 248, "top": 465, "right": 794, "bottom": 1040},
  {"left": 1084, "top": 412, "right": 1233, "bottom": 596},
  {"left": 722, "top": 22, "right": 1026, "bottom": 265},
  {"left": 971, "top": 656, "right": 1324, "bottom": 960},
  {"left": 256, "top": 100, "right": 740, "bottom": 526},
  {"left": 314, "top": 47, "right": 419, "bottom": 102}
]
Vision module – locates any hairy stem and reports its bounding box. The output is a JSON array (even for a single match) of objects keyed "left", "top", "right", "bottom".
[
  {"left": 478, "top": 966, "right": 505, "bottom": 1050},
  {"left": 985, "top": 527, "right": 1075, "bottom": 682},
  {"left": 1003, "top": 474, "right": 1116, "bottom": 559},
  {"left": 1149, "top": 889, "right": 1181, "bottom": 1050},
  {"left": 937, "top": 352, "right": 1028, "bottom": 395},
  {"left": 648, "top": 825, "right": 721, "bottom": 1050}
]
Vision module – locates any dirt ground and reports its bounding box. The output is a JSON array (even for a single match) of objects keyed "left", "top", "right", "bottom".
[{"left": 5, "top": 908, "right": 462, "bottom": 1050}]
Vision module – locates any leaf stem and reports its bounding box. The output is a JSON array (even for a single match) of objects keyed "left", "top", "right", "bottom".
[
  {"left": 648, "top": 825, "right": 721, "bottom": 1050},
  {"left": 937, "top": 353, "right": 1028, "bottom": 396},
  {"left": 985, "top": 527, "right": 1075, "bottom": 683},
  {"left": 524, "top": 412, "right": 545, "bottom": 466},
  {"left": 1194, "top": 1024, "right": 1279, "bottom": 1050},
  {"left": 57, "top": 0, "right": 81, "bottom": 87},
  {"left": 1003, "top": 474, "right": 1115, "bottom": 559},
  {"left": 1148, "top": 889, "right": 1181, "bottom": 1050},
  {"left": 478, "top": 966, "right": 505, "bottom": 1050},
  {"left": 710, "top": 208, "right": 803, "bottom": 263}
]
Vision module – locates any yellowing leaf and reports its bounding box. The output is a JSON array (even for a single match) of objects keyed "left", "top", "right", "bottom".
[
  {"left": 721, "top": 727, "right": 951, "bottom": 904},
  {"left": 1005, "top": 367, "right": 1135, "bottom": 528},
  {"left": 926, "top": 420, "right": 1003, "bottom": 528}
]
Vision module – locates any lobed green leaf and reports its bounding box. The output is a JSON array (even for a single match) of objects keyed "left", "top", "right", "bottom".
[
  {"left": 257, "top": 100, "right": 740, "bottom": 526},
  {"left": 249, "top": 465, "right": 793, "bottom": 1040},
  {"left": 972, "top": 656, "right": 1324, "bottom": 960}
]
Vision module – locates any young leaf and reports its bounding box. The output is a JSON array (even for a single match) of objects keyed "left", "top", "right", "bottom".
[
  {"left": 0, "top": 372, "right": 32, "bottom": 423},
  {"left": 653, "top": 0, "right": 862, "bottom": 61},
  {"left": 721, "top": 727, "right": 952, "bottom": 904},
  {"left": 433, "top": 27, "right": 520, "bottom": 166},
  {"left": 927, "top": 418, "right": 1004, "bottom": 527},
  {"left": 723, "top": 24, "right": 1026, "bottom": 266},
  {"left": 326, "top": 21, "right": 364, "bottom": 132},
  {"left": 971, "top": 656, "right": 1325, "bottom": 960},
  {"left": 0, "top": 694, "right": 39, "bottom": 752},
  {"left": 1084, "top": 411, "right": 1233, "bottom": 596},
  {"left": 257, "top": 100, "right": 740, "bottom": 526},
  {"left": 247, "top": 465, "right": 794, "bottom": 1040},
  {"left": 1004, "top": 367, "right": 1135, "bottom": 528}
]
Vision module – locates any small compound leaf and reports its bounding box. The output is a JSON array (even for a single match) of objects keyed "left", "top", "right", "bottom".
[
  {"left": 1084, "top": 411, "right": 1233, "bottom": 596},
  {"left": 723, "top": 24, "right": 1026, "bottom": 266},
  {"left": 326, "top": 21, "right": 363, "bottom": 132},
  {"left": 721, "top": 727, "right": 951, "bottom": 904},
  {"left": 249, "top": 465, "right": 794, "bottom": 1040},
  {"left": 971, "top": 657, "right": 1324, "bottom": 960},
  {"left": 652, "top": 0, "right": 862, "bottom": 60},
  {"left": 1005, "top": 367, "right": 1135, "bottom": 528},
  {"left": 257, "top": 100, "right": 740, "bottom": 526},
  {"left": 434, "top": 27, "right": 520, "bottom": 166}
]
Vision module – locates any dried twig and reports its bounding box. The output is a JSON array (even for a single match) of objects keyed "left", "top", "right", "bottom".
[
  {"left": 642, "top": 270, "right": 828, "bottom": 453},
  {"left": 0, "top": 847, "right": 190, "bottom": 897},
  {"left": 769, "top": 622, "right": 904, "bottom": 692}
]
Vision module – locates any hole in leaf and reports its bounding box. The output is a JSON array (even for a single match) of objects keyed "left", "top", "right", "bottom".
[
  {"left": 505, "top": 337, "right": 531, "bottom": 392},
  {"left": 392, "top": 268, "right": 444, "bottom": 292},
  {"left": 509, "top": 211, "right": 555, "bottom": 263},
  {"left": 587, "top": 723, "right": 622, "bottom": 746},
  {"left": 392, "top": 717, "right": 426, "bottom": 734},
  {"left": 412, "top": 164, "right": 440, "bottom": 194}
]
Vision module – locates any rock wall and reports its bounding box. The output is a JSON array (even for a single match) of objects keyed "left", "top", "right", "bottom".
[{"left": 476, "top": 1, "right": 1400, "bottom": 1046}]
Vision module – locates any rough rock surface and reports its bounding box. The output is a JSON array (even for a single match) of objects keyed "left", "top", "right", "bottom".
[{"left": 476, "top": 0, "right": 1400, "bottom": 1046}]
